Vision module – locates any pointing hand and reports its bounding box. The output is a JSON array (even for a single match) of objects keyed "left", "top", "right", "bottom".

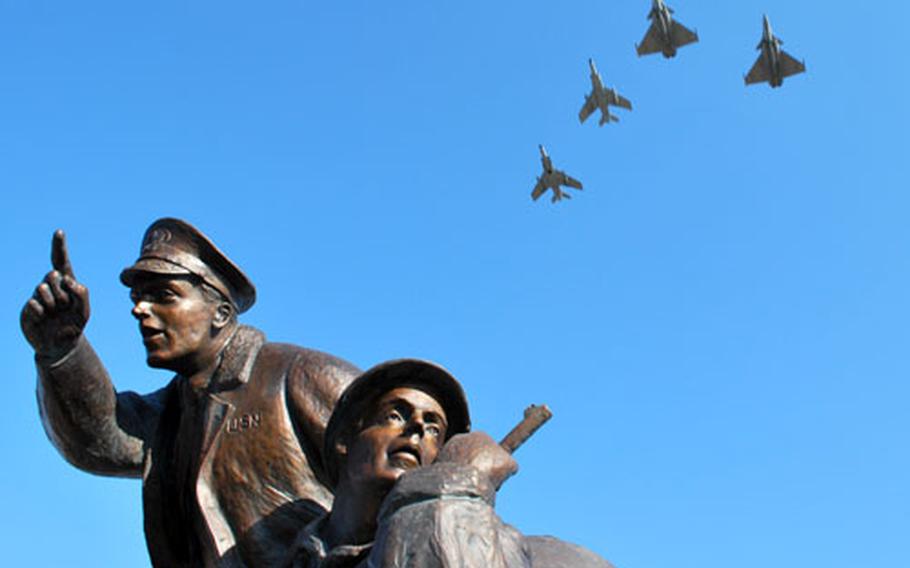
[
  {"left": 51, "top": 229, "right": 75, "bottom": 279},
  {"left": 21, "top": 230, "right": 91, "bottom": 360}
]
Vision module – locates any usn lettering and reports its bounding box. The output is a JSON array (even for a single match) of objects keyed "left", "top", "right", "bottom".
[{"left": 226, "top": 412, "right": 262, "bottom": 434}]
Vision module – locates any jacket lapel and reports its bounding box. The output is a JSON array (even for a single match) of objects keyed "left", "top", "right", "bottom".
[
  {"left": 194, "top": 326, "right": 266, "bottom": 563},
  {"left": 196, "top": 326, "right": 265, "bottom": 459}
]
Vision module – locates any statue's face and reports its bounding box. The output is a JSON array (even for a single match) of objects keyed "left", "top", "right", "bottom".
[
  {"left": 129, "top": 275, "right": 221, "bottom": 374},
  {"left": 343, "top": 387, "right": 448, "bottom": 490}
]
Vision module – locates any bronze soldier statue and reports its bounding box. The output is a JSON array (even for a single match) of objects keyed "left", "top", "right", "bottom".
[
  {"left": 286, "top": 359, "right": 613, "bottom": 567},
  {"left": 21, "top": 218, "right": 360, "bottom": 567}
]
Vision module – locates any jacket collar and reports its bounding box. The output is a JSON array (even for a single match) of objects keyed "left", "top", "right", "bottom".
[
  {"left": 207, "top": 325, "right": 266, "bottom": 394},
  {"left": 180, "top": 325, "right": 266, "bottom": 397}
]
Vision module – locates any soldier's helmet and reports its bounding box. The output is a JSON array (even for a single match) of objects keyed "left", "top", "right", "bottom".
[{"left": 323, "top": 358, "right": 471, "bottom": 487}]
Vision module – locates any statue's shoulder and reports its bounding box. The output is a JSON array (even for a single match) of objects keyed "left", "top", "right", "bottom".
[
  {"left": 258, "top": 341, "right": 359, "bottom": 378},
  {"left": 255, "top": 340, "right": 360, "bottom": 428},
  {"left": 237, "top": 325, "right": 360, "bottom": 399},
  {"left": 525, "top": 535, "right": 615, "bottom": 568}
]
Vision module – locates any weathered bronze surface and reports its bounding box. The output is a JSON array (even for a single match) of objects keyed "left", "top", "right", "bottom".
[
  {"left": 22, "top": 218, "right": 360, "bottom": 567},
  {"left": 24, "top": 220, "right": 610, "bottom": 567},
  {"left": 286, "top": 359, "right": 613, "bottom": 568}
]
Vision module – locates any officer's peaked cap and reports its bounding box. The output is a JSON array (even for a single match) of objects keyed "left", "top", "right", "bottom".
[{"left": 120, "top": 218, "right": 256, "bottom": 313}]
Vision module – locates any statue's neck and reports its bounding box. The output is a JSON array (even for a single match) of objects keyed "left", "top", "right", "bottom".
[
  {"left": 323, "top": 481, "right": 387, "bottom": 549},
  {"left": 175, "top": 324, "right": 238, "bottom": 389}
]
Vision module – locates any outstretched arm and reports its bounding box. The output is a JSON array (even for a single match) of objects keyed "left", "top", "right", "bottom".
[{"left": 25, "top": 230, "right": 146, "bottom": 476}]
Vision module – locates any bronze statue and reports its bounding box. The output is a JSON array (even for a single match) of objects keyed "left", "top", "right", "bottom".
[
  {"left": 21, "top": 218, "right": 361, "bottom": 567},
  {"left": 286, "top": 359, "right": 613, "bottom": 567}
]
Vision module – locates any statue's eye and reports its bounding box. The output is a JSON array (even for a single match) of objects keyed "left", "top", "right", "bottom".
[
  {"left": 386, "top": 410, "right": 404, "bottom": 424},
  {"left": 425, "top": 424, "right": 441, "bottom": 438},
  {"left": 153, "top": 288, "right": 178, "bottom": 302}
]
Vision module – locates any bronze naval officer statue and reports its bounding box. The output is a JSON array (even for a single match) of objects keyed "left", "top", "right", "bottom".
[
  {"left": 21, "top": 218, "right": 361, "bottom": 567},
  {"left": 285, "top": 359, "right": 613, "bottom": 568}
]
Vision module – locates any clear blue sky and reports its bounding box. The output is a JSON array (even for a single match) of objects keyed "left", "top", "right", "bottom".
[{"left": 2, "top": 1, "right": 908, "bottom": 566}]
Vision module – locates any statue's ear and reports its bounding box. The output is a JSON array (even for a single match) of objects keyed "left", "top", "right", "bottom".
[{"left": 213, "top": 302, "right": 233, "bottom": 328}]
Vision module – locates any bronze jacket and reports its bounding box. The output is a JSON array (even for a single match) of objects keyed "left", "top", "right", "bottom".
[
  {"left": 36, "top": 325, "right": 360, "bottom": 568},
  {"left": 369, "top": 463, "right": 614, "bottom": 568},
  {"left": 286, "top": 462, "right": 614, "bottom": 568}
]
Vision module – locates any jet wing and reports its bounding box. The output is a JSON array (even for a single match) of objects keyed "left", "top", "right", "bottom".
[
  {"left": 744, "top": 51, "right": 771, "bottom": 85},
  {"left": 614, "top": 93, "right": 633, "bottom": 111},
  {"left": 531, "top": 178, "right": 547, "bottom": 201},
  {"left": 778, "top": 50, "right": 806, "bottom": 79},
  {"left": 669, "top": 21, "right": 698, "bottom": 48},
  {"left": 602, "top": 90, "right": 632, "bottom": 111},
  {"left": 560, "top": 172, "right": 583, "bottom": 190},
  {"left": 579, "top": 94, "right": 597, "bottom": 124},
  {"left": 636, "top": 23, "right": 664, "bottom": 56}
]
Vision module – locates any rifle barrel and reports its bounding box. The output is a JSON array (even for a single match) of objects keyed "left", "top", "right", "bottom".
[{"left": 499, "top": 404, "right": 553, "bottom": 454}]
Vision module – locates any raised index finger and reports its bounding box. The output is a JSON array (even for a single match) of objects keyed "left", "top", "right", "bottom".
[{"left": 51, "top": 229, "right": 75, "bottom": 279}]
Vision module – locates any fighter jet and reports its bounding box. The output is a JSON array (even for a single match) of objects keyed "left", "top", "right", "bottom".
[
  {"left": 744, "top": 15, "right": 806, "bottom": 88},
  {"left": 531, "top": 145, "right": 583, "bottom": 203},
  {"left": 578, "top": 59, "right": 632, "bottom": 127},
  {"left": 636, "top": 0, "right": 699, "bottom": 58}
]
